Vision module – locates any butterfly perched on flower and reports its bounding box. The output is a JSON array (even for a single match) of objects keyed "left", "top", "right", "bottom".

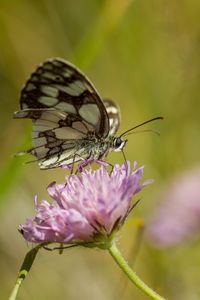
[{"left": 14, "top": 58, "right": 162, "bottom": 169}]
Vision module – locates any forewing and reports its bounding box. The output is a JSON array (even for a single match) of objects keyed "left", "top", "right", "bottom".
[
  {"left": 103, "top": 99, "right": 121, "bottom": 136},
  {"left": 19, "top": 58, "right": 109, "bottom": 138}
]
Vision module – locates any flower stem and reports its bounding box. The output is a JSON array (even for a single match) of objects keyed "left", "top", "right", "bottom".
[
  {"left": 108, "top": 242, "right": 166, "bottom": 300},
  {"left": 9, "top": 243, "right": 48, "bottom": 300}
]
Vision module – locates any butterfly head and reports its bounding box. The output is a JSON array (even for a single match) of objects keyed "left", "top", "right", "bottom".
[{"left": 112, "top": 137, "right": 127, "bottom": 152}]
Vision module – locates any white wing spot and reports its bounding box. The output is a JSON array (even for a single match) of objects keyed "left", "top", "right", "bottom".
[
  {"left": 34, "top": 119, "right": 56, "bottom": 127},
  {"left": 62, "top": 69, "right": 73, "bottom": 78},
  {"left": 71, "top": 80, "right": 88, "bottom": 94},
  {"left": 38, "top": 96, "right": 58, "bottom": 106},
  {"left": 62, "top": 143, "right": 75, "bottom": 150},
  {"left": 41, "top": 111, "right": 60, "bottom": 123},
  {"left": 72, "top": 121, "right": 88, "bottom": 134},
  {"left": 33, "top": 136, "right": 46, "bottom": 148},
  {"left": 53, "top": 84, "right": 75, "bottom": 95},
  {"left": 52, "top": 61, "right": 63, "bottom": 67},
  {"left": 53, "top": 81, "right": 86, "bottom": 96},
  {"left": 35, "top": 147, "right": 48, "bottom": 159},
  {"left": 41, "top": 86, "right": 58, "bottom": 97},
  {"left": 43, "top": 72, "right": 57, "bottom": 80},
  {"left": 33, "top": 119, "right": 56, "bottom": 131},
  {"left": 79, "top": 104, "right": 100, "bottom": 126},
  {"left": 73, "top": 80, "right": 87, "bottom": 92},
  {"left": 54, "top": 127, "right": 85, "bottom": 139},
  {"left": 55, "top": 102, "right": 76, "bottom": 114},
  {"left": 33, "top": 125, "right": 50, "bottom": 132},
  {"left": 39, "top": 156, "right": 59, "bottom": 168},
  {"left": 32, "top": 132, "right": 39, "bottom": 138},
  {"left": 26, "top": 83, "right": 36, "bottom": 91},
  {"left": 106, "top": 106, "right": 118, "bottom": 114},
  {"left": 59, "top": 150, "right": 74, "bottom": 162},
  {"left": 43, "top": 63, "right": 53, "bottom": 71},
  {"left": 31, "top": 75, "right": 38, "bottom": 82}
]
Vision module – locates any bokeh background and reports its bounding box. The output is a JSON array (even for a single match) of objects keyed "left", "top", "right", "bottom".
[{"left": 1, "top": 0, "right": 200, "bottom": 299}]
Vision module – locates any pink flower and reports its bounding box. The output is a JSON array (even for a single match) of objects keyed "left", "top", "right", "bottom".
[
  {"left": 146, "top": 167, "right": 200, "bottom": 248},
  {"left": 21, "top": 162, "right": 148, "bottom": 247}
]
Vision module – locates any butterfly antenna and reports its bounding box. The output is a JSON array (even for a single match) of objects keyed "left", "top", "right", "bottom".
[
  {"left": 124, "top": 128, "right": 160, "bottom": 137},
  {"left": 120, "top": 117, "right": 163, "bottom": 138}
]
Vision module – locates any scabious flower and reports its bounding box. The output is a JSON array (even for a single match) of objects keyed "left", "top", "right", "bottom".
[
  {"left": 146, "top": 167, "right": 200, "bottom": 248},
  {"left": 21, "top": 161, "right": 148, "bottom": 248}
]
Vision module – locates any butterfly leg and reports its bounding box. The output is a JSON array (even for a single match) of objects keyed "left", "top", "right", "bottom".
[
  {"left": 70, "top": 154, "right": 77, "bottom": 175},
  {"left": 70, "top": 152, "right": 86, "bottom": 175}
]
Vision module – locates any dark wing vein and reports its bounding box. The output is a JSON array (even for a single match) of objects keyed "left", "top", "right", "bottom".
[{"left": 19, "top": 58, "right": 109, "bottom": 138}]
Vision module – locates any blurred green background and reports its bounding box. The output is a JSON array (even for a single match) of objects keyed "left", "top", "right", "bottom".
[{"left": 1, "top": 0, "right": 200, "bottom": 299}]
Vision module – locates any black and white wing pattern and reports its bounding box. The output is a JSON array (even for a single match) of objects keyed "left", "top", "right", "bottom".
[
  {"left": 14, "top": 58, "right": 111, "bottom": 169},
  {"left": 103, "top": 99, "right": 121, "bottom": 136}
]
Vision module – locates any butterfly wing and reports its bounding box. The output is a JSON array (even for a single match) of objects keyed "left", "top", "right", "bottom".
[
  {"left": 15, "top": 108, "right": 95, "bottom": 169},
  {"left": 103, "top": 99, "right": 121, "bottom": 136},
  {"left": 14, "top": 58, "right": 110, "bottom": 169},
  {"left": 18, "top": 58, "right": 110, "bottom": 137}
]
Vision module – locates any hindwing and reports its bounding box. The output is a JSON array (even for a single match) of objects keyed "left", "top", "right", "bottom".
[
  {"left": 104, "top": 99, "right": 120, "bottom": 136},
  {"left": 15, "top": 108, "right": 94, "bottom": 169}
]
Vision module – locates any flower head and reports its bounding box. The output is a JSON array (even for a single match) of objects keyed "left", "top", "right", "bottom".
[{"left": 21, "top": 161, "right": 148, "bottom": 248}]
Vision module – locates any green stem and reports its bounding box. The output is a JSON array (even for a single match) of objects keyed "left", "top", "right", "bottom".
[
  {"left": 9, "top": 243, "right": 48, "bottom": 300},
  {"left": 9, "top": 275, "right": 26, "bottom": 300},
  {"left": 108, "top": 242, "right": 166, "bottom": 300}
]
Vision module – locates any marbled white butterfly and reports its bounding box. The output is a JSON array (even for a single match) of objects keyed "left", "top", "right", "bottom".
[{"left": 14, "top": 58, "right": 162, "bottom": 169}]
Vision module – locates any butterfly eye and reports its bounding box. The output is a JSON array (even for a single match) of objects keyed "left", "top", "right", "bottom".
[{"left": 113, "top": 137, "right": 125, "bottom": 152}]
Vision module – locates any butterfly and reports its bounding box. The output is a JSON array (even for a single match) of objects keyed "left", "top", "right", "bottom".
[{"left": 14, "top": 58, "right": 162, "bottom": 169}]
